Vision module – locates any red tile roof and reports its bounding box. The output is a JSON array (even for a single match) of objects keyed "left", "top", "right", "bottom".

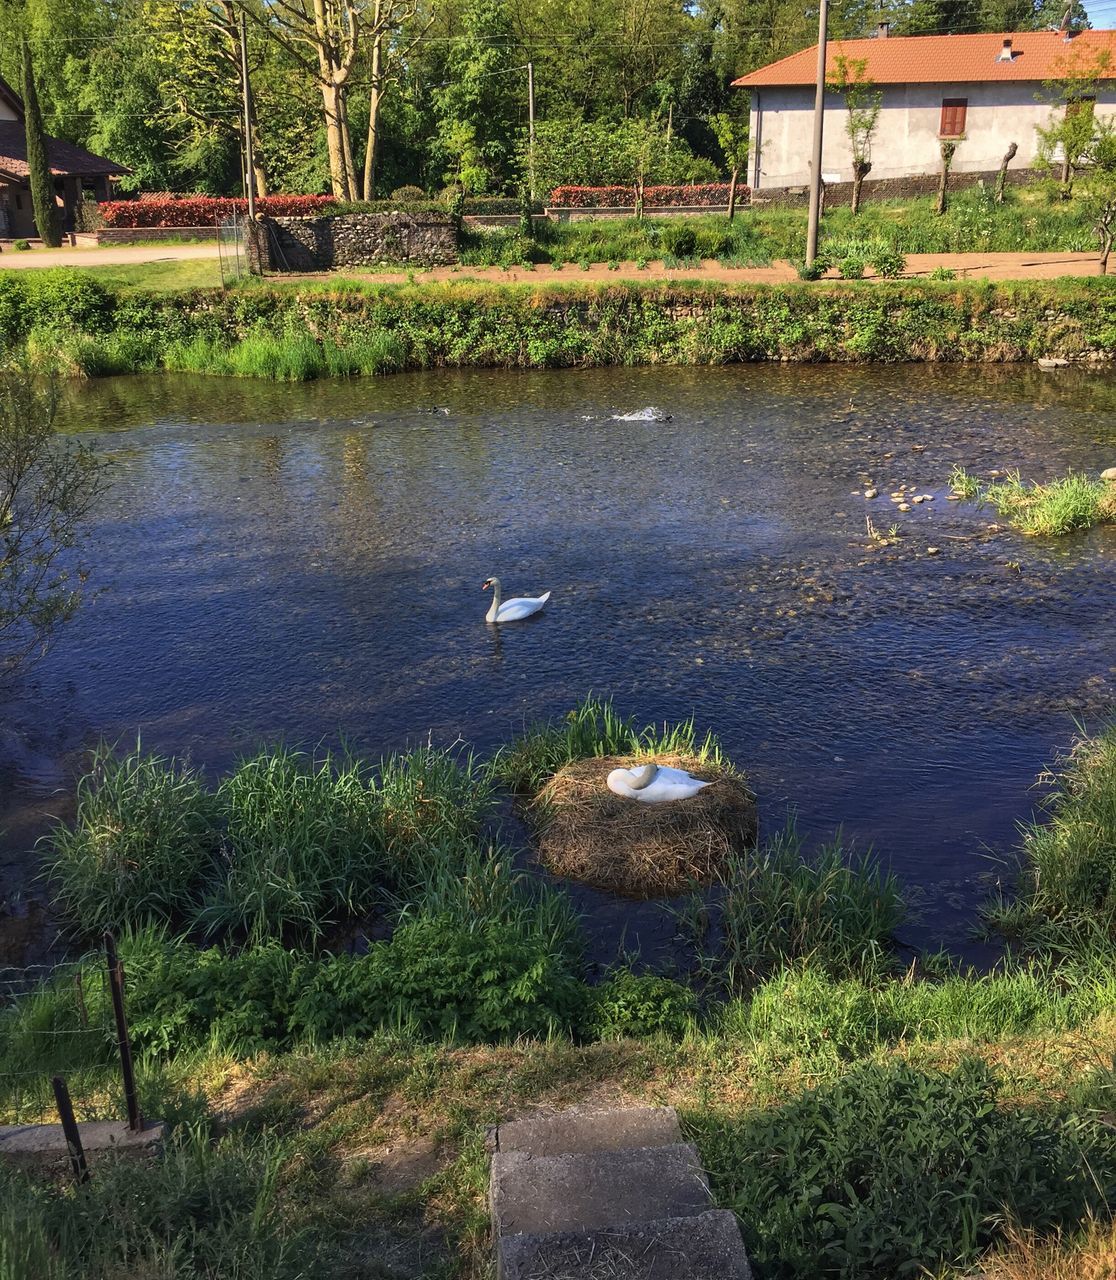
[
  {"left": 733, "top": 28, "right": 1116, "bottom": 88},
  {"left": 0, "top": 122, "right": 127, "bottom": 180}
]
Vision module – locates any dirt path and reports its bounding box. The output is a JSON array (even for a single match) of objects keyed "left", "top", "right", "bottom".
[
  {"left": 0, "top": 242, "right": 1105, "bottom": 281},
  {"left": 0, "top": 243, "right": 221, "bottom": 268}
]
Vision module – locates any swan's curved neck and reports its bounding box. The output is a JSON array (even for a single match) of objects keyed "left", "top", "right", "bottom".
[
  {"left": 486, "top": 578, "right": 502, "bottom": 622},
  {"left": 627, "top": 763, "right": 659, "bottom": 790}
]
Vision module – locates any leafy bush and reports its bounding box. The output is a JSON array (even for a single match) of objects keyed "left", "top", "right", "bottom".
[
  {"left": 838, "top": 254, "right": 866, "bottom": 279},
  {"left": 694, "top": 1058, "right": 1111, "bottom": 1280},
  {"left": 870, "top": 245, "right": 906, "bottom": 278},
  {"left": 390, "top": 185, "right": 426, "bottom": 202},
  {"left": 99, "top": 195, "right": 337, "bottom": 227},
  {"left": 548, "top": 184, "right": 740, "bottom": 208},
  {"left": 12, "top": 238, "right": 30, "bottom": 251},
  {"left": 690, "top": 823, "right": 903, "bottom": 990},
  {"left": 930, "top": 265, "right": 957, "bottom": 280},
  {"left": 587, "top": 970, "right": 697, "bottom": 1039},
  {"left": 794, "top": 258, "right": 826, "bottom": 281},
  {"left": 662, "top": 224, "right": 698, "bottom": 258},
  {"left": 43, "top": 744, "right": 220, "bottom": 935}
]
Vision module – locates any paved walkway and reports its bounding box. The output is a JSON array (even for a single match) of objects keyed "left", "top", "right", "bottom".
[{"left": 0, "top": 242, "right": 1105, "bottom": 281}]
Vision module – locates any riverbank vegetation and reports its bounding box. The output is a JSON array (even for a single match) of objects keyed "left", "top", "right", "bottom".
[
  {"left": 950, "top": 467, "right": 1116, "bottom": 535},
  {"left": 5, "top": 271, "right": 1116, "bottom": 380},
  {"left": 2, "top": 698, "right": 1114, "bottom": 1278}
]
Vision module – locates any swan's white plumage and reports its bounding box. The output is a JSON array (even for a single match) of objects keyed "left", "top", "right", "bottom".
[
  {"left": 606, "top": 763, "right": 712, "bottom": 803},
  {"left": 483, "top": 576, "right": 550, "bottom": 623},
  {"left": 492, "top": 591, "right": 550, "bottom": 622}
]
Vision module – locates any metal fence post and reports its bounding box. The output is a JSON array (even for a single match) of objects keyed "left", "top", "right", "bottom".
[
  {"left": 51, "top": 1076, "right": 90, "bottom": 1185},
  {"left": 103, "top": 933, "right": 142, "bottom": 1132}
]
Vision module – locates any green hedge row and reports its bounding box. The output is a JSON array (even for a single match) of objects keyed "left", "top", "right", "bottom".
[{"left": 5, "top": 271, "right": 1116, "bottom": 374}]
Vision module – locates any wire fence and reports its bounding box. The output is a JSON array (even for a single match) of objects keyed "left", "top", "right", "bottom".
[
  {"left": 0, "top": 938, "right": 142, "bottom": 1150},
  {"left": 217, "top": 212, "right": 248, "bottom": 285}
]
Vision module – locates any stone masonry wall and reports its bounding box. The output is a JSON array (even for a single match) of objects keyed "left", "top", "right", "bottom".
[
  {"left": 247, "top": 212, "right": 457, "bottom": 273},
  {"left": 753, "top": 167, "right": 1035, "bottom": 209}
]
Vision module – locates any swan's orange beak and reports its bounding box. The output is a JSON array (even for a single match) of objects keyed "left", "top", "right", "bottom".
[{"left": 482, "top": 580, "right": 491, "bottom": 590}]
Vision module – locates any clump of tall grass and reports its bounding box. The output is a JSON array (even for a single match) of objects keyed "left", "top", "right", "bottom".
[
  {"left": 0, "top": 1127, "right": 313, "bottom": 1280},
  {"left": 201, "top": 747, "right": 382, "bottom": 946},
  {"left": 986, "top": 725, "right": 1116, "bottom": 959},
  {"left": 43, "top": 743, "right": 221, "bottom": 935},
  {"left": 164, "top": 330, "right": 407, "bottom": 380},
  {"left": 688, "top": 822, "right": 904, "bottom": 991},
  {"left": 950, "top": 466, "right": 1116, "bottom": 535},
  {"left": 493, "top": 694, "right": 725, "bottom": 793}
]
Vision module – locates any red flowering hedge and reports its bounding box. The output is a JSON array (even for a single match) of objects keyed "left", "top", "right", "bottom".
[
  {"left": 99, "top": 195, "right": 338, "bottom": 227},
  {"left": 548, "top": 184, "right": 740, "bottom": 209}
]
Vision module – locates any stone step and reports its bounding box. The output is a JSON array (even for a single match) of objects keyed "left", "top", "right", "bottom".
[
  {"left": 491, "top": 1142, "right": 712, "bottom": 1238},
  {"left": 495, "top": 1105, "right": 682, "bottom": 1157},
  {"left": 499, "top": 1208, "right": 753, "bottom": 1280}
]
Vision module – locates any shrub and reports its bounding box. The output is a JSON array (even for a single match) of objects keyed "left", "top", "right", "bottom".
[
  {"left": 662, "top": 224, "right": 698, "bottom": 258},
  {"left": 201, "top": 747, "right": 382, "bottom": 946},
  {"left": 43, "top": 744, "right": 220, "bottom": 935},
  {"left": 689, "top": 823, "right": 904, "bottom": 990},
  {"left": 390, "top": 185, "right": 426, "bottom": 202},
  {"left": 548, "top": 184, "right": 740, "bottom": 209},
  {"left": 870, "top": 245, "right": 906, "bottom": 278},
  {"left": 930, "top": 265, "right": 957, "bottom": 280},
  {"left": 838, "top": 254, "right": 866, "bottom": 280},
  {"left": 12, "top": 239, "right": 30, "bottom": 251},
  {"left": 694, "top": 1058, "right": 1111, "bottom": 1280},
  {"left": 22, "top": 269, "right": 113, "bottom": 333},
  {"left": 98, "top": 195, "right": 337, "bottom": 227},
  {"left": 795, "top": 258, "right": 826, "bottom": 281},
  {"left": 587, "top": 970, "right": 697, "bottom": 1039}
]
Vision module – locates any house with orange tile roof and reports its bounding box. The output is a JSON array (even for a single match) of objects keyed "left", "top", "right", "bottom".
[
  {"left": 733, "top": 24, "right": 1116, "bottom": 193},
  {"left": 0, "top": 75, "right": 126, "bottom": 240}
]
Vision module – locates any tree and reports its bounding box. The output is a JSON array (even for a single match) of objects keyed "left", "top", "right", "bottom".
[
  {"left": 936, "top": 139, "right": 958, "bottom": 215},
  {"left": 0, "top": 367, "right": 106, "bottom": 677},
  {"left": 361, "top": 0, "right": 431, "bottom": 198},
  {"left": 20, "top": 39, "right": 61, "bottom": 248},
  {"left": 1036, "top": 49, "right": 1111, "bottom": 200},
  {"left": 711, "top": 111, "right": 748, "bottom": 220},
  {"left": 1079, "top": 119, "right": 1116, "bottom": 273},
  {"left": 828, "top": 55, "right": 880, "bottom": 215}
]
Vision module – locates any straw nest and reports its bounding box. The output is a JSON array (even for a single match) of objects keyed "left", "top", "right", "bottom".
[{"left": 533, "top": 753, "right": 757, "bottom": 899}]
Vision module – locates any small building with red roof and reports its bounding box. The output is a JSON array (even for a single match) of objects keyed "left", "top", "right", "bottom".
[
  {"left": 0, "top": 75, "right": 127, "bottom": 240},
  {"left": 732, "top": 24, "right": 1116, "bottom": 192}
]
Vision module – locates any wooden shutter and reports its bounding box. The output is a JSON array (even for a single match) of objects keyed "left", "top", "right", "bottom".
[{"left": 939, "top": 98, "right": 968, "bottom": 137}]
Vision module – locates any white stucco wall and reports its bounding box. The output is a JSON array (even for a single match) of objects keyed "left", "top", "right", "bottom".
[{"left": 746, "top": 81, "right": 1116, "bottom": 188}]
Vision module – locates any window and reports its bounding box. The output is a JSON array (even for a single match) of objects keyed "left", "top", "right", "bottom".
[{"left": 939, "top": 98, "right": 968, "bottom": 138}]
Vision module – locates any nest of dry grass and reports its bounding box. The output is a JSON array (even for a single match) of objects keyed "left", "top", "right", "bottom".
[{"left": 533, "top": 753, "right": 756, "bottom": 899}]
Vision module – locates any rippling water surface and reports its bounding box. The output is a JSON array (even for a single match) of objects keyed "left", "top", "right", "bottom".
[{"left": 3, "top": 363, "right": 1115, "bottom": 957}]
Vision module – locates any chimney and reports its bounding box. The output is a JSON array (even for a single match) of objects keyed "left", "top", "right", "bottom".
[
  {"left": 877, "top": 20, "right": 890, "bottom": 38},
  {"left": 997, "top": 37, "right": 1014, "bottom": 62}
]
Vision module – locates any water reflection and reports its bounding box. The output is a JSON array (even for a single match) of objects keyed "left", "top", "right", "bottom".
[{"left": 4, "top": 362, "right": 1115, "bottom": 958}]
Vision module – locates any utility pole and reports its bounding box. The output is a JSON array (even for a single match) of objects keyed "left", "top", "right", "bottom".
[
  {"left": 527, "top": 61, "right": 536, "bottom": 202},
  {"left": 239, "top": 14, "right": 257, "bottom": 219},
  {"left": 805, "top": 0, "right": 829, "bottom": 267}
]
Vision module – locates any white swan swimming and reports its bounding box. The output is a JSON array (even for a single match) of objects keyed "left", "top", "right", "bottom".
[
  {"left": 606, "top": 762, "right": 712, "bottom": 803},
  {"left": 483, "top": 576, "right": 551, "bottom": 623}
]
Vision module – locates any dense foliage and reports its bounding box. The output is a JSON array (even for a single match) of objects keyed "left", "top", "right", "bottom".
[
  {"left": 549, "top": 184, "right": 738, "bottom": 208},
  {"left": 0, "top": 0, "right": 1091, "bottom": 200},
  {"left": 99, "top": 195, "right": 338, "bottom": 227}
]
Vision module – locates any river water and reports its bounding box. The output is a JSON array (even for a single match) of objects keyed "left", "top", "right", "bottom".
[{"left": 3, "top": 364, "right": 1114, "bottom": 962}]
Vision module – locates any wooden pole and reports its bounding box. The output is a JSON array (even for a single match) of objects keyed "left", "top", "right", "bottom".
[
  {"left": 104, "top": 933, "right": 142, "bottom": 1132},
  {"left": 52, "top": 1077, "right": 90, "bottom": 1185},
  {"left": 240, "top": 14, "right": 257, "bottom": 220},
  {"left": 527, "top": 61, "right": 536, "bottom": 203},
  {"left": 806, "top": 0, "right": 829, "bottom": 267}
]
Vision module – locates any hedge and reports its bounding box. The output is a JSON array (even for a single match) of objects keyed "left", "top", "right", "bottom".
[
  {"left": 99, "top": 195, "right": 339, "bottom": 227},
  {"left": 549, "top": 183, "right": 741, "bottom": 208}
]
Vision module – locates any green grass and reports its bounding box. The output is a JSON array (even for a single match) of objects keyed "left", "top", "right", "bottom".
[
  {"left": 687, "top": 823, "right": 905, "bottom": 992},
  {"left": 162, "top": 328, "right": 407, "bottom": 380},
  {"left": 42, "top": 257, "right": 226, "bottom": 290},
  {"left": 491, "top": 693, "right": 726, "bottom": 794},
  {"left": 950, "top": 466, "right": 1116, "bottom": 535},
  {"left": 986, "top": 725, "right": 1116, "bottom": 959}
]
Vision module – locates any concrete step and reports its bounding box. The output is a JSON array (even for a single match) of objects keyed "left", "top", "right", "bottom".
[
  {"left": 499, "top": 1208, "right": 753, "bottom": 1280},
  {"left": 495, "top": 1105, "right": 682, "bottom": 1157},
  {"left": 491, "top": 1142, "right": 712, "bottom": 1238}
]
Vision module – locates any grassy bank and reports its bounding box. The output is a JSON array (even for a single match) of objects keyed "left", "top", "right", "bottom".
[
  {"left": 2, "top": 700, "right": 1114, "bottom": 1278},
  {"left": 950, "top": 467, "right": 1116, "bottom": 535},
  {"left": 4, "top": 270, "right": 1116, "bottom": 378}
]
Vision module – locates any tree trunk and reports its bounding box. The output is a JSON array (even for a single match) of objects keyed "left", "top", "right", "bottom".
[
  {"left": 995, "top": 141, "right": 1017, "bottom": 205},
  {"left": 320, "top": 80, "right": 347, "bottom": 198},
  {"left": 727, "top": 166, "right": 739, "bottom": 221},
  {"left": 851, "top": 160, "right": 870, "bottom": 215},
  {"left": 936, "top": 143, "right": 956, "bottom": 216},
  {"left": 363, "top": 24, "right": 384, "bottom": 201},
  {"left": 339, "top": 92, "right": 358, "bottom": 201}
]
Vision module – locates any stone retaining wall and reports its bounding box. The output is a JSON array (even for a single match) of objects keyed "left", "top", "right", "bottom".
[
  {"left": 247, "top": 212, "right": 457, "bottom": 273},
  {"left": 754, "top": 168, "right": 1035, "bottom": 208},
  {"left": 73, "top": 227, "right": 220, "bottom": 245}
]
